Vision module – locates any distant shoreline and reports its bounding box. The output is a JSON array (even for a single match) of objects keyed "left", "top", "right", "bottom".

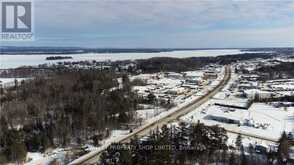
[
  {"left": 0, "top": 48, "right": 249, "bottom": 55},
  {"left": 0, "top": 49, "right": 272, "bottom": 69},
  {"left": 0, "top": 47, "right": 288, "bottom": 55},
  {"left": 46, "top": 56, "right": 73, "bottom": 61}
]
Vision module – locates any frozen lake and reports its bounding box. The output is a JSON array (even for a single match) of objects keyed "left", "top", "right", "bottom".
[{"left": 0, "top": 49, "right": 248, "bottom": 69}]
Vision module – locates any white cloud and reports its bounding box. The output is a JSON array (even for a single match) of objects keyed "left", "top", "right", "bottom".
[
  {"left": 4, "top": 0, "right": 294, "bottom": 48},
  {"left": 34, "top": 0, "right": 294, "bottom": 27}
]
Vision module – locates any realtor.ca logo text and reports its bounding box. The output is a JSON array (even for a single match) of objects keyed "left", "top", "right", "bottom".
[{"left": 1, "top": 0, "right": 33, "bottom": 41}]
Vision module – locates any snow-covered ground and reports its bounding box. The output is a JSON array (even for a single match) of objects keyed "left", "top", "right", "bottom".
[
  {"left": 0, "top": 78, "right": 29, "bottom": 87},
  {"left": 25, "top": 130, "right": 129, "bottom": 165},
  {"left": 226, "top": 132, "right": 276, "bottom": 151},
  {"left": 136, "top": 108, "right": 166, "bottom": 120},
  {"left": 69, "top": 67, "right": 225, "bottom": 164},
  {"left": 69, "top": 129, "right": 138, "bottom": 165},
  {"left": 180, "top": 100, "right": 292, "bottom": 146},
  {"left": 131, "top": 68, "right": 225, "bottom": 131},
  {"left": 181, "top": 65, "right": 294, "bottom": 142},
  {"left": 70, "top": 90, "right": 216, "bottom": 164},
  {"left": 131, "top": 66, "right": 225, "bottom": 123},
  {"left": 245, "top": 103, "right": 293, "bottom": 138},
  {"left": 94, "top": 130, "right": 130, "bottom": 151},
  {"left": 26, "top": 152, "right": 44, "bottom": 164},
  {"left": 25, "top": 148, "right": 68, "bottom": 165}
]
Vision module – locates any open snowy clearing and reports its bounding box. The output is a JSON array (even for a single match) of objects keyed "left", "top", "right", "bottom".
[{"left": 181, "top": 101, "right": 293, "bottom": 141}]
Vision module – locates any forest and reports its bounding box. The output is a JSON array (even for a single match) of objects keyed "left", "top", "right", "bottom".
[
  {"left": 0, "top": 52, "right": 274, "bottom": 78},
  {"left": 136, "top": 53, "right": 275, "bottom": 73},
  {"left": 100, "top": 122, "right": 292, "bottom": 165},
  {"left": 0, "top": 69, "right": 139, "bottom": 163},
  {"left": 0, "top": 52, "right": 288, "bottom": 164},
  {"left": 256, "top": 62, "right": 294, "bottom": 79},
  {"left": 45, "top": 56, "right": 73, "bottom": 60}
]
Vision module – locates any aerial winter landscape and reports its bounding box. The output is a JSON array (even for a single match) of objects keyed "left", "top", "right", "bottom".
[{"left": 1, "top": 0, "right": 294, "bottom": 165}]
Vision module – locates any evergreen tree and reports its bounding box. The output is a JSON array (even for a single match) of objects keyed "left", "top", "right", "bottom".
[
  {"left": 248, "top": 143, "right": 255, "bottom": 164},
  {"left": 129, "top": 135, "right": 140, "bottom": 165},
  {"left": 235, "top": 134, "right": 242, "bottom": 164},
  {"left": 0, "top": 153, "right": 8, "bottom": 164},
  {"left": 147, "top": 93, "right": 156, "bottom": 104},
  {"left": 240, "top": 145, "right": 247, "bottom": 165},
  {"left": 0, "top": 86, "right": 3, "bottom": 96},
  {"left": 146, "top": 130, "right": 171, "bottom": 165},
  {"left": 3, "top": 130, "right": 27, "bottom": 163},
  {"left": 229, "top": 152, "right": 236, "bottom": 165},
  {"left": 100, "top": 122, "right": 231, "bottom": 165},
  {"left": 9, "top": 141, "right": 27, "bottom": 163},
  {"left": 122, "top": 74, "right": 131, "bottom": 92},
  {"left": 277, "top": 132, "right": 289, "bottom": 164},
  {"left": 0, "top": 117, "right": 8, "bottom": 147},
  {"left": 266, "top": 149, "right": 276, "bottom": 165},
  {"left": 156, "top": 125, "right": 172, "bottom": 165},
  {"left": 189, "top": 122, "right": 206, "bottom": 161},
  {"left": 235, "top": 134, "right": 242, "bottom": 150},
  {"left": 175, "top": 122, "right": 189, "bottom": 164},
  {"left": 221, "top": 148, "right": 228, "bottom": 164}
]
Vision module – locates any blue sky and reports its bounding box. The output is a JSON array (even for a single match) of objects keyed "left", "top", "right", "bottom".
[{"left": 2, "top": 0, "right": 294, "bottom": 48}]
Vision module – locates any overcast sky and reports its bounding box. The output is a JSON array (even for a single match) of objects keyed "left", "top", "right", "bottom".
[{"left": 2, "top": 0, "right": 294, "bottom": 48}]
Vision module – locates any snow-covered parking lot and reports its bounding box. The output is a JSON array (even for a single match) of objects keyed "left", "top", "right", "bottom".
[{"left": 181, "top": 101, "right": 293, "bottom": 141}]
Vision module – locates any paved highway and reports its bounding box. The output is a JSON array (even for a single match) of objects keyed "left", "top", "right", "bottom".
[{"left": 70, "top": 65, "right": 232, "bottom": 165}]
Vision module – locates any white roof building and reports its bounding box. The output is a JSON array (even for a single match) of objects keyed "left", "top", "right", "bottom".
[
  {"left": 205, "top": 105, "right": 249, "bottom": 124},
  {"left": 214, "top": 98, "right": 250, "bottom": 109},
  {"left": 244, "top": 89, "right": 273, "bottom": 100}
]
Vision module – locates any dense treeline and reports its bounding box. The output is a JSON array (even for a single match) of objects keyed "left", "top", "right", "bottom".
[
  {"left": 100, "top": 122, "right": 293, "bottom": 165},
  {"left": 0, "top": 52, "right": 273, "bottom": 78},
  {"left": 100, "top": 122, "right": 228, "bottom": 165},
  {"left": 136, "top": 53, "right": 275, "bottom": 73},
  {"left": 256, "top": 62, "right": 294, "bottom": 79},
  {"left": 0, "top": 69, "right": 138, "bottom": 163},
  {"left": 45, "top": 56, "right": 73, "bottom": 60},
  {"left": 255, "top": 95, "right": 294, "bottom": 103}
]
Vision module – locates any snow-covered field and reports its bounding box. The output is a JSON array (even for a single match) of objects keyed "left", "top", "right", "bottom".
[
  {"left": 0, "top": 78, "right": 29, "bottom": 88},
  {"left": 136, "top": 108, "right": 166, "bottom": 120},
  {"left": 25, "top": 148, "right": 68, "bottom": 165},
  {"left": 0, "top": 78, "right": 27, "bottom": 83},
  {"left": 1, "top": 49, "right": 247, "bottom": 69},
  {"left": 25, "top": 130, "right": 129, "bottom": 165},
  {"left": 245, "top": 103, "right": 293, "bottom": 138},
  {"left": 181, "top": 100, "right": 293, "bottom": 141}
]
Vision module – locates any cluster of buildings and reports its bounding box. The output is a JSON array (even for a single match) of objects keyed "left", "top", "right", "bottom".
[
  {"left": 235, "top": 59, "right": 294, "bottom": 100},
  {"left": 182, "top": 58, "right": 294, "bottom": 144},
  {"left": 129, "top": 65, "right": 224, "bottom": 122},
  {"left": 131, "top": 65, "right": 223, "bottom": 105},
  {"left": 45, "top": 60, "right": 140, "bottom": 73}
]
